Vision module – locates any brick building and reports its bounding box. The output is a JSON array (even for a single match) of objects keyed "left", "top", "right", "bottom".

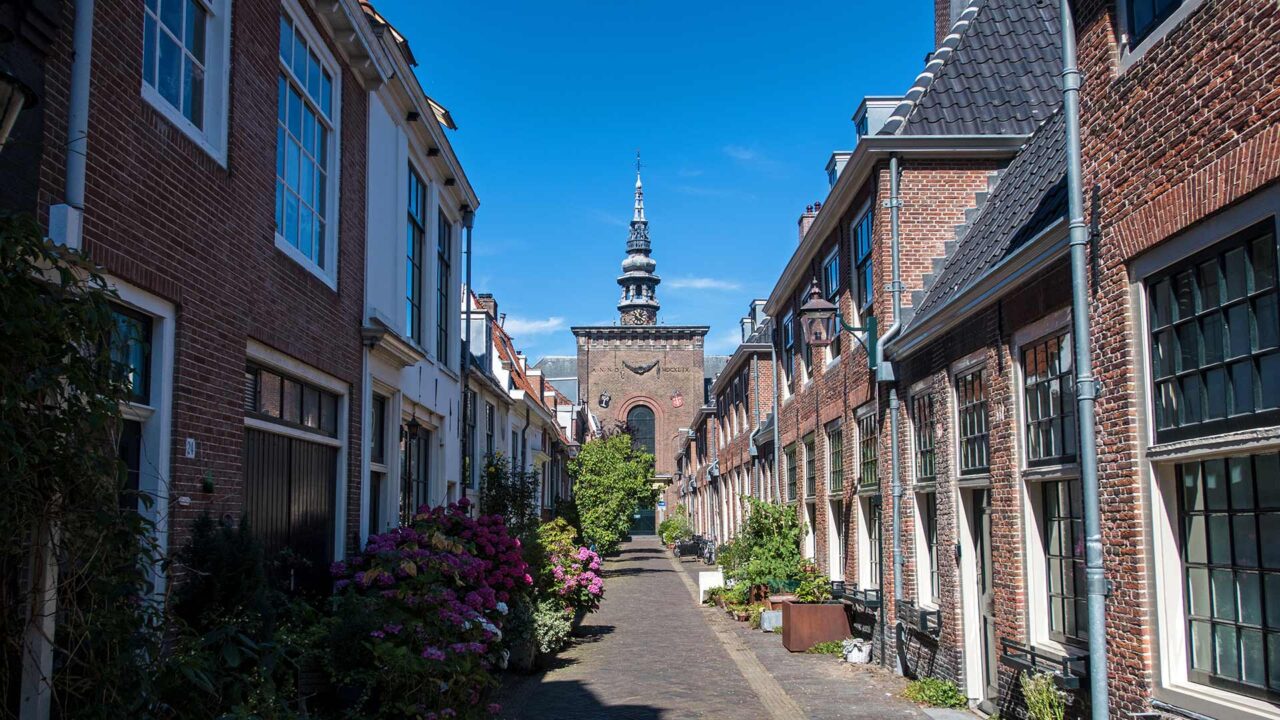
[{"left": 20, "top": 0, "right": 475, "bottom": 592}]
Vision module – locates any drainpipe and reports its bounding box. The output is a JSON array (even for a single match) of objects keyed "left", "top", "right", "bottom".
[
  {"left": 874, "top": 154, "right": 904, "bottom": 669},
  {"left": 459, "top": 208, "right": 475, "bottom": 503},
  {"left": 1060, "top": 1, "right": 1109, "bottom": 716},
  {"left": 49, "top": 0, "right": 94, "bottom": 248}
]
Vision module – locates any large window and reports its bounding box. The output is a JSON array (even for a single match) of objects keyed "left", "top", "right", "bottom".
[
  {"left": 828, "top": 423, "right": 844, "bottom": 493},
  {"left": 627, "top": 405, "right": 655, "bottom": 456},
  {"left": 1127, "top": 0, "right": 1184, "bottom": 44},
  {"left": 406, "top": 167, "right": 427, "bottom": 344},
  {"left": 368, "top": 395, "right": 387, "bottom": 537},
  {"left": 919, "top": 491, "right": 939, "bottom": 605},
  {"left": 912, "top": 394, "right": 936, "bottom": 484},
  {"left": 1022, "top": 331, "right": 1077, "bottom": 467},
  {"left": 864, "top": 497, "right": 883, "bottom": 589},
  {"left": 276, "top": 10, "right": 336, "bottom": 274},
  {"left": 111, "top": 306, "right": 154, "bottom": 502},
  {"left": 400, "top": 424, "right": 431, "bottom": 524},
  {"left": 246, "top": 364, "right": 339, "bottom": 437},
  {"left": 1044, "top": 478, "right": 1087, "bottom": 645},
  {"left": 852, "top": 206, "right": 874, "bottom": 311},
  {"left": 143, "top": 0, "right": 206, "bottom": 128},
  {"left": 782, "top": 311, "right": 795, "bottom": 385},
  {"left": 1147, "top": 223, "right": 1280, "bottom": 444},
  {"left": 785, "top": 445, "right": 798, "bottom": 502},
  {"left": 804, "top": 434, "right": 816, "bottom": 498},
  {"left": 859, "top": 412, "right": 879, "bottom": 488},
  {"left": 956, "top": 368, "right": 990, "bottom": 474},
  {"left": 1177, "top": 453, "right": 1280, "bottom": 700},
  {"left": 436, "top": 211, "right": 453, "bottom": 362}
]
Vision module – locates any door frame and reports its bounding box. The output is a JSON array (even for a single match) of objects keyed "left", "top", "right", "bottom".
[{"left": 959, "top": 486, "right": 998, "bottom": 709}]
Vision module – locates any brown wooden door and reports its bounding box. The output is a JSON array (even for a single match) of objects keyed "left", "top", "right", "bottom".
[{"left": 243, "top": 428, "right": 336, "bottom": 591}]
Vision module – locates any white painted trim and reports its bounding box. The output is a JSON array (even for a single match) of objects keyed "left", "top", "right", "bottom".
[
  {"left": 857, "top": 495, "right": 879, "bottom": 590},
  {"left": 139, "top": 0, "right": 233, "bottom": 165},
  {"left": 110, "top": 278, "right": 175, "bottom": 599},
  {"left": 957, "top": 489, "right": 985, "bottom": 703},
  {"left": 247, "top": 338, "right": 347, "bottom": 394},
  {"left": 244, "top": 416, "right": 342, "bottom": 447},
  {"left": 827, "top": 495, "right": 845, "bottom": 581},
  {"left": 1116, "top": 0, "right": 1209, "bottom": 75},
  {"left": 913, "top": 488, "right": 938, "bottom": 607}
]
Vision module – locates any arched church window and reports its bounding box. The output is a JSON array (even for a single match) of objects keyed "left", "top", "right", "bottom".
[{"left": 627, "top": 405, "right": 656, "bottom": 456}]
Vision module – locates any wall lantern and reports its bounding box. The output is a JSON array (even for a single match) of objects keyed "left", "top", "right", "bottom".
[
  {"left": 0, "top": 68, "right": 37, "bottom": 154},
  {"left": 797, "top": 279, "right": 878, "bottom": 369}
]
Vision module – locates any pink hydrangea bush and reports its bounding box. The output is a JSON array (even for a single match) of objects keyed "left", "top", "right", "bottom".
[
  {"left": 549, "top": 545, "right": 604, "bottom": 613},
  {"left": 329, "top": 499, "right": 530, "bottom": 719}
]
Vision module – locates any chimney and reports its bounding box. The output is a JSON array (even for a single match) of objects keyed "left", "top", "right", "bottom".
[
  {"left": 750, "top": 299, "right": 768, "bottom": 326},
  {"left": 476, "top": 293, "right": 498, "bottom": 318},
  {"left": 937, "top": 0, "right": 964, "bottom": 46},
  {"left": 798, "top": 202, "right": 821, "bottom": 243},
  {"left": 740, "top": 315, "right": 755, "bottom": 343}
]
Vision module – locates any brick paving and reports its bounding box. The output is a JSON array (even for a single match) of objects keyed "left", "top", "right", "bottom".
[{"left": 495, "top": 535, "right": 936, "bottom": 719}]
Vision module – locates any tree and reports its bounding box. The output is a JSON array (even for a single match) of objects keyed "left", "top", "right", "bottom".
[{"left": 568, "top": 433, "right": 654, "bottom": 555}]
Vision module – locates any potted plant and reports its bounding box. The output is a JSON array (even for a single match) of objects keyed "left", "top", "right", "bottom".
[{"left": 781, "top": 564, "right": 852, "bottom": 652}]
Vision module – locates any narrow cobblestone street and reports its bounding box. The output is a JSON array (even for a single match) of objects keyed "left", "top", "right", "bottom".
[{"left": 496, "top": 536, "right": 931, "bottom": 720}]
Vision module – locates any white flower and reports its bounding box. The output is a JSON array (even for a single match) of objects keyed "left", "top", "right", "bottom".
[{"left": 496, "top": 601, "right": 509, "bottom": 615}]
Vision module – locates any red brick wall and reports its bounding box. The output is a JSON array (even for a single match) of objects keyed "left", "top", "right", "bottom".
[
  {"left": 37, "top": 0, "right": 368, "bottom": 554},
  {"left": 1074, "top": 0, "right": 1280, "bottom": 715}
]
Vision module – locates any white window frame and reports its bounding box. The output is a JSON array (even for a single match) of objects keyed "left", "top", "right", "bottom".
[
  {"left": 950, "top": 349, "right": 992, "bottom": 483},
  {"left": 914, "top": 489, "right": 940, "bottom": 609},
  {"left": 274, "top": 0, "right": 342, "bottom": 288},
  {"left": 246, "top": 338, "right": 350, "bottom": 559},
  {"left": 140, "top": 0, "right": 232, "bottom": 163},
  {"left": 111, "top": 278, "right": 175, "bottom": 598},
  {"left": 361, "top": 383, "right": 397, "bottom": 545},
  {"left": 857, "top": 494, "right": 881, "bottom": 590},
  {"left": 1116, "top": 0, "right": 1207, "bottom": 74},
  {"left": 1135, "top": 186, "right": 1280, "bottom": 718},
  {"left": 827, "top": 495, "right": 845, "bottom": 581}
]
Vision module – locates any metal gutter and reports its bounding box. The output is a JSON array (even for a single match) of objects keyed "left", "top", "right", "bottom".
[
  {"left": 708, "top": 342, "right": 771, "bottom": 397},
  {"left": 763, "top": 134, "right": 1028, "bottom": 317}
]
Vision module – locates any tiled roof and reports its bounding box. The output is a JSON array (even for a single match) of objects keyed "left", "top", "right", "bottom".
[
  {"left": 908, "top": 109, "right": 1067, "bottom": 322},
  {"left": 532, "top": 356, "right": 577, "bottom": 379},
  {"left": 704, "top": 356, "right": 730, "bottom": 380},
  {"left": 882, "top": 0, "right": 1062, "bottom": 137}
]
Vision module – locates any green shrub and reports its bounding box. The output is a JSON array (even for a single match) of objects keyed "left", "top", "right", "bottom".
[
  {"left": 704, "top": 586, "right": 726, "bottom": 605},
  {"left": 749, "top": 605, "right": 765, "bottom": 629},
  {"left": 658, "top": 504, "right": 693, "bottom": 545},
  {"left": 903, "top": 677, "right": 968, "bottom": 708},
  {"left": 569, "top": 433, "right": 655, "bottom": 555},
  {"left": 722, "top": 498, "right": 806, "bottom": 591},
  {"left": 1021, "top": 671, "right": 1066, "bottom": 720},
  {"left": 806, "top": 641, "right": 845, "bottom": 655},
  {"left": 793, "top": 564, "right": 832, "bottom": 603},
  {"left": 533, "top": 597, "right": 572, "bottom": 655}
]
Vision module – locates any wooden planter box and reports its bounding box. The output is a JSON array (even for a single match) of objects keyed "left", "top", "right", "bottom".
[{"left": 781, "top": 601, "right": 852, "bottom": 653}]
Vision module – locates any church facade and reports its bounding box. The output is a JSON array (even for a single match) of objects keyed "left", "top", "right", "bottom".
[{"left": 568, "top": 164, "right": 712, "bottom": 480}]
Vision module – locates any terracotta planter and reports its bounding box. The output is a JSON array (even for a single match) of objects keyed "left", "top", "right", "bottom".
[{"left": 780, "top": 601, "right": 852, "bottom": 653}]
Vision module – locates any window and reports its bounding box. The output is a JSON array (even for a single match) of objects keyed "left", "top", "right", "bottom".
[
  {"left": 920, "top": 492, "right": 940, "bottom": 605},
  {"left": 246, "top": 364, "right": 339, "bottom": 437},
  {"left": 804, "top": 434, "right": 816, "bottom": 498},
  {"left": 369, "top": 395, "right": 387, "bottom": 536},
  {"left": 1044, "top": 478, "right": 1087, "bottom": 645},
  {"left": 864, "top": 497, "right": 883, "bottom": 589},
  {"left": 852, "top": 206, "right": 874, "bottom": 311},
  {"left": 627, "top": 405, "right": 655, "bottom": 456},
  {"left": 859, "top": 412, "right": 879, "bottom": 488},
  {"left": 143, "top": 0, "right": 206, "bottom": 128},
  {"left": 111, "top": 306, "right": 153, "bottom": 405},
  {"left": 437, "top": 211, "right": 453, "bottom": 362},
  {"left": 1178, "top": 453, "right": 1280, "bottom": 700},
  {"left": 782, "top": 311, "right": 795, "bottom": 384},
  {"left": 1146, "top": 223, "right": 1280, "bottom": 444},
  {"left": 829, "top": 498, "right": 846, "bottom": 581},
  {"left": 1127, "top": 0, "right": 1184, "bottom": 44},
  {"left": 956, "top": 368, "right": 990, "bottom": 474},
  {"left": 828, "top": 424, "right": 844, "bottom": 493},
  {"left": 141, "top": 0, "right": 228, "bottom": 155},
  {"left": 1022, "top": 331, "right": 1077, "bottom": 467},
  {"left": 276, "top": 10, "right": 336, "bottom": 276},
  {"left": 913, "top": 394, "right": 936, "bottom": 484},
  {"left": 785, "top": 445, "right": 798, "bottom": 502},
  {"left": 485, "top": 402, "right": 496, "bottom": 459},
  {"left": 400, "top": 423, "right": 431, "bottom": 523},
  {"left": 464, "top": 390, "right": 477, "bottom": 489},
  {"left": 823, "top": 249, "right": 842, "bottom": 358},
  {"left": 406, "top": 167, "right": 427, "bottom": 343}
]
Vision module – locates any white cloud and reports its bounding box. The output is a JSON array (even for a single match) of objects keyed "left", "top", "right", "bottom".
[
  {"left": 723, "top": 145, "right": 758, "bottom": 162},
  {"left": 666, "top": 276, "right": 742, "bottom": 291},
  {"left": 502, "top": 316, "right": 566, "bottom": 337}
]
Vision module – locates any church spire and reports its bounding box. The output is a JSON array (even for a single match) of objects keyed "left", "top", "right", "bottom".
[{"left": 618, "top": 152, "right": 660, "bottom": 325}]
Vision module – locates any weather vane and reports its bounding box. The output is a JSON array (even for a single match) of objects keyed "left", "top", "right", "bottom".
[{"left": 636, "top": 149, "right": 642, "bottom": 174}]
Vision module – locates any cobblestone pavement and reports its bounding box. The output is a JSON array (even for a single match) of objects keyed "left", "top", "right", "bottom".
[{"left": 495, "top": 535, "right": 935, "bottom": 720}]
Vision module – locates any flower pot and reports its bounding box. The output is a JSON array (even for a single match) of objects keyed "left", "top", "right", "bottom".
[
  {"left": 734, "top": 610, "right": 751, "bottom": 622},
  {"left": 780, "top": 601, "right": 852, "bottom": 653},
  {"left": 570, "top": 606, "right": 588, "bottom": 633},
  {"left": 508, "top": 636, "right": 536, "bottom": 673}
]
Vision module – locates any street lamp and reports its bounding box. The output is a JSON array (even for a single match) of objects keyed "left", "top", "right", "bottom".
[
  {"left": 0, "top": 68, "right": 37, "bottom": 153},
  {"left": 797, "top": 279, "right": 878, "bottom": 369}
]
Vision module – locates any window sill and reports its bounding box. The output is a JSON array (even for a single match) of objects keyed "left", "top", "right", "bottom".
[
  {"left": 957, "top": 471, "right": 991, "bottom": 488},
  {"left": 274, "top": 234, "right": 338, "bottom": 291},
  {"left": 1154, "top": 679, "right": 1280, "bottom": 720},
  {"left": 141, "top": 83, "right": 227, "bottom": 167},
  {"left": 1147, "top": 426, "right": 1280, "bottom": 464},
  {"left": 1022, "top": 463, "right": 1079, "bottom": 483},
  {"left": 825, "top": 353, "right": 843, "bottom": 371}
]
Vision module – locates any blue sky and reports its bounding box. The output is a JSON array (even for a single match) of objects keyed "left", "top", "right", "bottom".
[{"left": 378, "top": 0, "right": 937, "bottom": 359}]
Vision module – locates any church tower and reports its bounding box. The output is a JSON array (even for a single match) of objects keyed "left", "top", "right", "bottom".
[{"left": 617, "top": 155, "right": 661, "bottom": 325}]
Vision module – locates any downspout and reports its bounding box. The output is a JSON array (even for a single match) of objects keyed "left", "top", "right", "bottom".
[
  {"left": 49, "top": 0, "right": 94, "bottom": 248},
  {"left": 751, "top": 353, "right": 760, "bottom": 499},
  {"left": 1060, "top": 2, "right": 1109, "bottom": 716},
  {"left": 459, "top": 208, "right": 474, "bottom": 502},
  {"left": 874, "top": 154, "right": 904, "bottom": 668}
]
